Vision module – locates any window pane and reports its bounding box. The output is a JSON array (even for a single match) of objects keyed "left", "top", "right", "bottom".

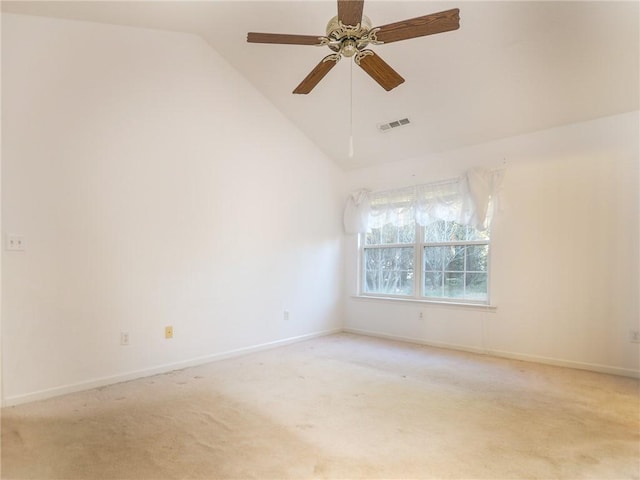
[
  {"left": 424, "top": 220, "right": 446, "bottom": 243},
  {"left": 444, "top": 272, "right": 464, "bottom": 298},
  {"left": 466, "top": 245, "right": 489, "bottom": 271},
  {"left": 424, "top": 246, "right": 465, "bottom": 272},
  {"left": 424, "top": 220, "right": 488, "bottom": 243},
  {"left": 364, "top": 247, "right": 414, "bottom": 295},
  {"left": 424, "top": 271, "right": 443, "bottom": 298},
  {"left": 447, "top": 246, "right": 465, "bottom": 272},
  {"left": 465, "top": 273, "right": 488, "bottom": 300},
  {"left": 464, "top": 225, "right": 490, "bottom": 241},
  {"left": 398, "top": 223, "right": 416, "bottom": 244},
  {"left": 424, "top": 246, "right": 448, "bottom": 272},
  {"left": 424, "top": 220, "right": 468, "bottom": 243},
  {"left": 366, "top": 222, "right": 415, "bottom": 246},
  {"left": 381, "top": 224, "right": 397, "bottom": 244}
]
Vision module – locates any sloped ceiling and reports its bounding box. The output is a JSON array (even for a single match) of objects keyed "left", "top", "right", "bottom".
[{"left": 3, "top": 1, "right": 639, "bottom": 170}]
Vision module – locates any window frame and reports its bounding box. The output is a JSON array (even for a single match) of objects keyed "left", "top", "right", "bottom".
[{"left": 359, "top": 223, "right": 492, "bottom": 305}]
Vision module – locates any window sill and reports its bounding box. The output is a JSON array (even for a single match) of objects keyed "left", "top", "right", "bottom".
[{"left": 351, "top": 295, "right": 497, "bottom": 311}]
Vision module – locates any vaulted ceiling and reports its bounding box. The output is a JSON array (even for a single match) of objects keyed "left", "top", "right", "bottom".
[{"left": 3, "top": 1, "right": 639, "bottom": 170}]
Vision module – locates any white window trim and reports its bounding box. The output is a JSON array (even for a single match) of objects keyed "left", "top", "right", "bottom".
[{"left": 351, "top": 294, "right": 497, "bottom": 310}]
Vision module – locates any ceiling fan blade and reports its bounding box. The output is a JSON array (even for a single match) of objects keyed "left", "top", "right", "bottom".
[
  {"left": 247, "top": 32, "right": 323, "bottom": 46},
  {"left": 356, "top": 51, "right": 405, "bottom": 91},
  {"left": 293, "top": 55, "right": 340, "bottom": 94},
  {"left": 374, "top": 8, "right": 460, "bottom": 44},
  {"left": 337, "top": 0, "right": 364, "bottom": 26}
]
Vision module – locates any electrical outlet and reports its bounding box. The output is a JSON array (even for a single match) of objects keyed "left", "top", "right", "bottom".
[
  {"left": 6, "top": 234, "right": 25, "bottom": 251},
  {"left": 120, "top": 332, "right": 130, "bottom": 346},
  {"left": 165, "top": 326, "right": 173, "bottom": 339},
  {"left": 630, "top": 330, "right": 640, "bottom": 343},
  {"left": 419, "top": 311, "right": 424, "bottom": 320},
  {"left": 283, "top": 310, "right": 290, "bottom": 321}
]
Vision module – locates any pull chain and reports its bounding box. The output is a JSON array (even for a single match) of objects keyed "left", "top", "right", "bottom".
[{"left": 349, "top": 60, "right": 354, "bottom": 158}]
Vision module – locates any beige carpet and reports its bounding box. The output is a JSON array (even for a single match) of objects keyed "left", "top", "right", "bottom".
[{"left": 1, "top": 333, "right": 639, "bottom": 479}]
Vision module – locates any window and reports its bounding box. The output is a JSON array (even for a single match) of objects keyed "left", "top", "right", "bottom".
[
  {"left": 362, "top": 220, "right": 490, "bottom": 303},
  {"left": 347, "top": 169, "right": 502, "bottom": 305}
]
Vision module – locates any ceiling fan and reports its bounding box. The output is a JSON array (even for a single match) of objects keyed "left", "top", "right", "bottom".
[{"left": 247, "top": 0, "right": 460, "bottom": 94}]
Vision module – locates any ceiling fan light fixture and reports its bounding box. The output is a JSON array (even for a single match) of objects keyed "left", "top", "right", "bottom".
[{"left": 341, "top": 39, "right": 358, "bottom": 57}]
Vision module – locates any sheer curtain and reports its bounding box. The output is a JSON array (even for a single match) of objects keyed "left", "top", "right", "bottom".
[
  {"left": 368, "top": 186, "right": 416, "bottom": 229},
  {"left": 343, "top": 167, "right": 504, "bottom": 234},
  {"left": 343, "top": 190, "right": 371, "bottom": 234}
]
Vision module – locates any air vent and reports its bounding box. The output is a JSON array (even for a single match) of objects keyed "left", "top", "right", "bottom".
[{"left": 377, "top": 117, "right": 411, "bottom": 133}]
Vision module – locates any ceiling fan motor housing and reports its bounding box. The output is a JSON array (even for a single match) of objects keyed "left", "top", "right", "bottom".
[{"left": 323, "top": 15, "right": 379, "bottom": 58}]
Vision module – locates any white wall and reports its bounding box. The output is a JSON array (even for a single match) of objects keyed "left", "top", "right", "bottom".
[
  {"left": 1, "top": 14, "right": 344, "bottom": 405},
  {"left": 344, "top": 111, "right": 640, "bottom": 377},
  {"left": 2, "top": 14, "right": 637, "bottom": 408}
]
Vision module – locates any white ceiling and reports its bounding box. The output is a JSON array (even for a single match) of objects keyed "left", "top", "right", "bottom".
[{"left": 3, "top": 1, "right": 639, "bottom": 170}]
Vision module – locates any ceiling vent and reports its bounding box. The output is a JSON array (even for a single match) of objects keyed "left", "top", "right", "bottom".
[{"left": 377, "top": 117, "right": 411, "bottom": 133}]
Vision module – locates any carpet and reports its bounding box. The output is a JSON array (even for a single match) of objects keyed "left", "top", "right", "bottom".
[{"left": 2, "top": 333, "right": 639, "bottom": 479}]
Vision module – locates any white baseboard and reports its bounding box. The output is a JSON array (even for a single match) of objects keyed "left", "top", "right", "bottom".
[
  {"left": 343, "top": 328, "right": 489, "bottom": 356},
  {"left": 2, "top": 328, "right": 342, "bottom": 407},
  {"left": 5, "top": 326, "right": 637, "bottom": 407},
  {"left": 343, "top": 327, "right": 640, "bottom": 379}
]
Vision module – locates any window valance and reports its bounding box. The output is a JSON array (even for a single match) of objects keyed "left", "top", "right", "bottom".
[{"left": 344, "top": 167, "right": 503, "bottom": 234}]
